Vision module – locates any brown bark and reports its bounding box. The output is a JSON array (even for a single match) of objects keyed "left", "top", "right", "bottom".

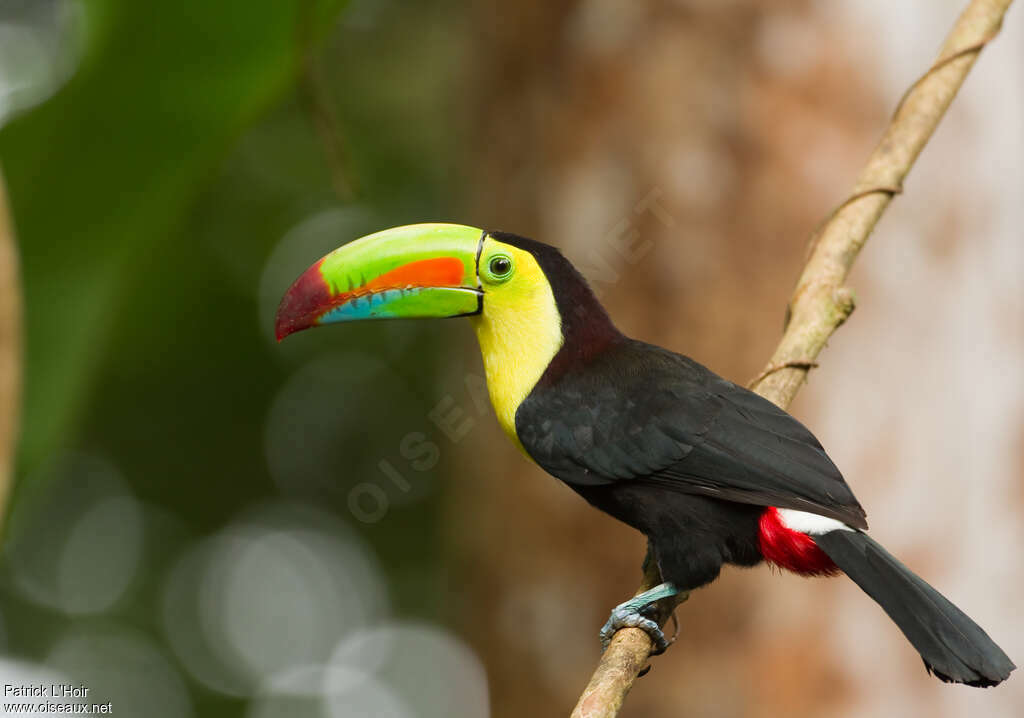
[{"left": 0, "top": 168, "right": 22, "bottom": 529}]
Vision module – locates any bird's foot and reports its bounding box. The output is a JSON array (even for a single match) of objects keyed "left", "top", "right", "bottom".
[
  {"left": 599, "top": 582, "right": 678, "bottom": 656},
  {"left": 600, "top": 604, "right": 668, "bottom": 654}
]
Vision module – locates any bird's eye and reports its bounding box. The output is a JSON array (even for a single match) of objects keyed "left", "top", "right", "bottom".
[{"left": 487, "top": 254, "right": 513, "bottom": 281}]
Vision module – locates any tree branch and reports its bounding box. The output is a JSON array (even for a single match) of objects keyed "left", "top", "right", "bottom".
[
  {"left": 570, "top": 1, "right": 1014, "bottom": 715},
  {"left": 0, "top": 167, "right": 22, "bottom": 531}
]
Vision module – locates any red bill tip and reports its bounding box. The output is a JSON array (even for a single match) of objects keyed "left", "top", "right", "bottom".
[{"left": 275, "top": 259, "right": 331, "bottom": 341}]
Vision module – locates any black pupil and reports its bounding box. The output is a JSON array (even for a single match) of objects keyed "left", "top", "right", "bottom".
[{"left": 491, "top": 257, "right": 511, "bottom": 275}]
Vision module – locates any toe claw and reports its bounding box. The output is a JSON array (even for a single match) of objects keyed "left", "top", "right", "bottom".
[{"left": 599, "top": 604, "right": 670, "bottom": 654}]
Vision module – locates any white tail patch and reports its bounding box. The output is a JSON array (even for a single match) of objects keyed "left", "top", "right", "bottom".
[{"left": 776, "top": 508, "right": 854, "bottom": 535}]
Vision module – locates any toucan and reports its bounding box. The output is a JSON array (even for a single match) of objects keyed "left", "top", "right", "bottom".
[{"left": 275, "top": 223, "right": 1014, "bottom": 687}]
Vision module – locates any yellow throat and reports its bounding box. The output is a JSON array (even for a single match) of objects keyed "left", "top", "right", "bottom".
[{"left": 470, "top": 240, "right": 563, "bottom": 446}]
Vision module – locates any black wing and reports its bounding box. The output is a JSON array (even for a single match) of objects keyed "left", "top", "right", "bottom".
[{"left": 515, "top": 339, "right": 867, "bottom": 528}]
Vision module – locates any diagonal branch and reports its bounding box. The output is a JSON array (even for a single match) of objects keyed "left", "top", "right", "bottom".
[{"left": 571, "top": 1, "right": 1015, "bottom": 715}]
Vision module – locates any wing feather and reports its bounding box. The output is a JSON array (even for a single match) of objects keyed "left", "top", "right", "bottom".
[{"left": 516, "top": 340, "right": 867, "bottom": 528}]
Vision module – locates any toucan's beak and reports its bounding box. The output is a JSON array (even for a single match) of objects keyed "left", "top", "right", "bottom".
[{"left": 275, "top": 223, "right": 485, "bottom": 341}]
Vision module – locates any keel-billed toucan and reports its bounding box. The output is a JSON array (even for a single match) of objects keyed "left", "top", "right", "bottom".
[{"left": 276, "top": 223, "right": 1013, "bottom": 687}]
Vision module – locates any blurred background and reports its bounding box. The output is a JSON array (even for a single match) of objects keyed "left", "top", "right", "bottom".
[{"left": 0, "top": 0, "right": 1021, "bottom": 716}]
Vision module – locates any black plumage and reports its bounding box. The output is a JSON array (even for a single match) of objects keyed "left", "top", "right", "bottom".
[{"left": 518, "top": 340, "right": 866, "bottom": 523}]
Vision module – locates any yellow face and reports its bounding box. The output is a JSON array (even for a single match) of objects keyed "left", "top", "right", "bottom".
[{"left": 470, "top": 237, "right": 563, "bottom": 446}]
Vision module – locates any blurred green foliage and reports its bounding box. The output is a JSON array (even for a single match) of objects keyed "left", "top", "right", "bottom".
[
  {"left": 1, "top": 0, "right": 347, "bottom": 482},
  {"left": 0, "top": 0, "right": 475, "bottom": 715}
]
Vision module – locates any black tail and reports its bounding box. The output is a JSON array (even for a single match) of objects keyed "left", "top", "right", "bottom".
[{"left": 815, "top": 530, "right": 1014, "bottom": 687}]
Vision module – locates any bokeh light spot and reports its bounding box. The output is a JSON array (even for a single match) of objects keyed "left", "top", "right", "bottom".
[
  {"left": 330, "top": 622, "right": 489, "bottom": 718},
  {"left": 46, "top": 627, "right": 193, "bottom": 718},
  {"left": 162, "top": 501, "right": 387, "bottom": 697},
  {"left": 5, "top": 453, "right": 143, "bottom": 615}
]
